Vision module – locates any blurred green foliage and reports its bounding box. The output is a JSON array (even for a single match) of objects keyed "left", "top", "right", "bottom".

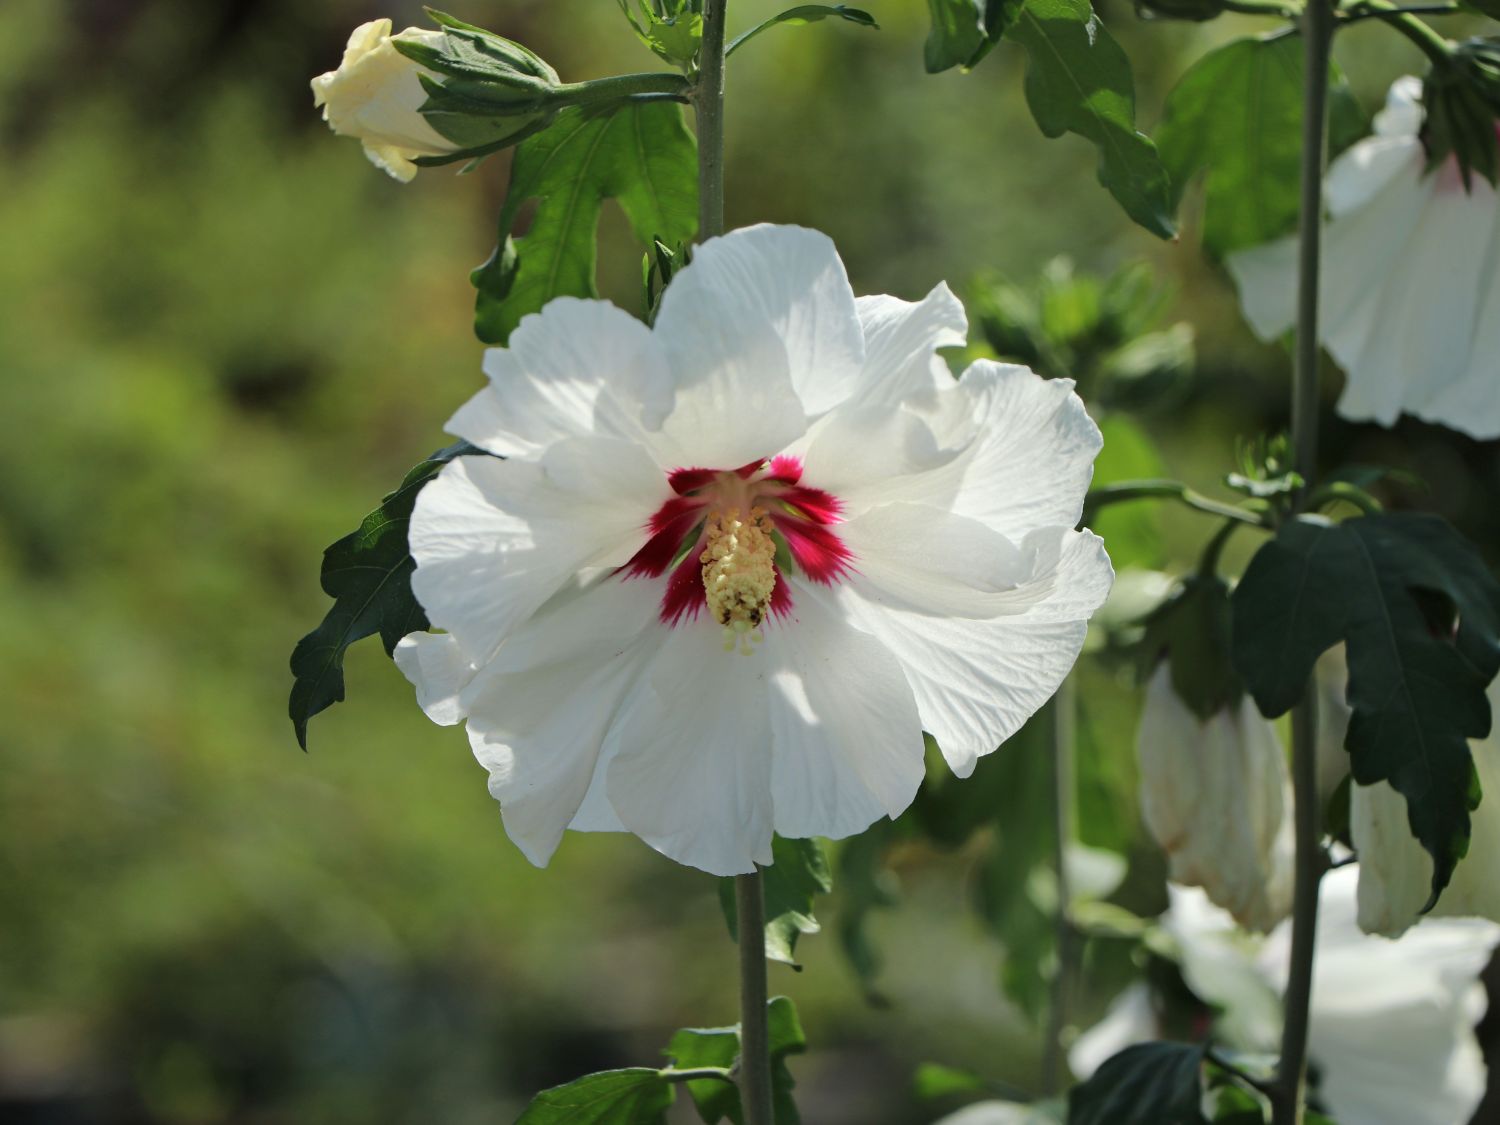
[{"left": 1, "top": 0, "right": 1494, "bottom": 1122}]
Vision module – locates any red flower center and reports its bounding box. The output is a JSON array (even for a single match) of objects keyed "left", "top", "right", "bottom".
[{"left": 623, "top": 455, "right": 852, "bottom": 628}]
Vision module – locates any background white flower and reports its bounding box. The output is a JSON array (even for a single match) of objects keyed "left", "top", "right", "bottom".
[
  {"left": 1136, "top": 664, "right": 1294, "bottom": 931},
  {"left": 394, "top": 223, "right": 1113, "bottom": 876},
  {"left": 311, "top": 19, "right": 461, "bottom": 182},
  {"left": 1228, "top": 76, "right": 1500, "bottom": 438},
  {"left": 1070, "top": 870, "right": 1500, "bottom": 1125}
]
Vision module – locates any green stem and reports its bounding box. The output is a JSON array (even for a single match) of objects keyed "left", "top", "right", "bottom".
[
  {"left": 736, "top": 872, "right": 774, "bottom": 1125},
  {"left": 696, "top": 0, "right": 729, "bottom": 240},
  {"left": 1082, "top": 480, "right": 1267, "bottom": 527},
  {"left": 1222, "top": 0, "right": 1304, "bottom": 16},
  {"left": 1272, "top": 0, "right": 1334, "bottom": 1120},
  {"left": 557, "top": 71, "right": 693, "bottom": 104},
  {"left": 1339, "top": 0, "right": 1452, "bottom": 63},
  {"left": 1041, "top": 679, "right": 1078, "bottom": 1096},
  {"left": 660, "top": 1066, "right": 737, "bottom": 1084}
]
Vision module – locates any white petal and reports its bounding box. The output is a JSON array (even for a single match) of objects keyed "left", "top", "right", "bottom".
[
  {"left": 837, "top": 502, "right": 1036, "bottom": 618},
  {"left": 1338, "top": 172, "right": 1495, "bottom": 423},
  {"left": 1263, "top": 867, "right": 1500, "bottom": 1125},
  {"left": 852, "top": 282, "right": 967, "bottom": 408},
  {"left": 805, "top": 363, "right": 1100, "bottom": 541},
  {"left": 393, "top": 630, "right": 476, "bottom": 726},
  {"left": 655, "top": 224, "right": 864, "bottom": 422},
  {"left": 409, "top": 441, "right": 666, "bottom": 660},
  {"left": 1350, "top": 779, "right": 1433, "bottom": 937},
  {"left": 604, "top": 625, "right": 776, "bottom": 876},
  {"left": 1138, "top": 669, "right": 1294, "bottom": 933},
  {"left": 838, "top": 526, "right": 1112, "bottom": 776},
  {"left": 766, "top": 582, "right": 926, "bottom": 839},
  {"left": 1373, "top": 75, "right": 1424, "bottom": 139},
  {"left": 1068, "top": 983, "right": 1156, "bottom": 1080},
  {"left": 448, "top": 298, "right": 674, "bottom": 460},
  {"left": 460, "top": 576, "right": 664, "bottom": 866}
]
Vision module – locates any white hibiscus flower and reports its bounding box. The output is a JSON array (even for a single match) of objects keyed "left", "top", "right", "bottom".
[
  {"left": 1136, "top": 665, "right": 1295, "bottom": 932},
  {"left": 1070, "top": 871, "right": 1500, "bottom": 1125},
  {"left": 1228, "top": 76, "right": 1500, "bottom": 438},
  {"left": 311, "top": 19, "right": 463, "bottom": 182},
  {"left": 394, "top": 224, "right": 1113, "bottom": 875}
]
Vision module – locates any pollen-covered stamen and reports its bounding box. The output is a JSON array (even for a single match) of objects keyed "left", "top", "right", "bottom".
[{"left": 701, "top": 506, "right": 777, "bottom": 653}]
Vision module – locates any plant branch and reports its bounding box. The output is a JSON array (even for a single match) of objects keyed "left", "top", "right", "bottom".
[
  {"left": 1207, "top": 1047, "right": 1278, "bottom": 1099},
  {"left": 1082, "top": 480, "right": 1268, "bottom": 526},
  {"left": 696, "top": 0, "right": 729, "bottom": 240},
  {"left": 557, "top": 71, "right": 693, "bottom": 104},
  {"left": 660, "top": 1066, "right": 737, "bottom": 1084},
  {"left": 735, "top": 872, "right": 774, "bottom": 1125},
  {"left": 1339, "top": 0, "right": 1453, "bottom": 62},
  {"left": 1273, "top": 0, "right": 1335, "bottom": 1119}
]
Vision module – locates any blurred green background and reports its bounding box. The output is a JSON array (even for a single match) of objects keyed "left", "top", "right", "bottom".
[{"left": 3, "top": 0, "right": 1497, "bottom": 1121}]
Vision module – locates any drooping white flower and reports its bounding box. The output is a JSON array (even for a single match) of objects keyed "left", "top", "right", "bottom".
[
  {"left": 394, "top": 224, "right": 1113, "bottom": 876},
  {"left": 1070, "top": 872, "right": 1500, "bottom": 1125},
  {"left": 1136, "top": 665, "right": 1294, "bottom": 931},
  {"left": 311, "top": 19, "right": 462, "bottom": 182},
  {"left": 1349, "top": 676, "right": 1500, "bottom": 937},
  {"left": 1228, "top": 76, "right": 1500, "bottom": 438}
]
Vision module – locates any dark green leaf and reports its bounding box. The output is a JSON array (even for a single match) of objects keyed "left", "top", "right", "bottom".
[
  {"left": 719, "top": 836, "right": 833, "bottom": 969},
  {"left": 666, "top": 997, "right": 806, "bottom": 1125},
  {"left": 1231, "top": 513, "right": 1500, "bottom": 901},
  {"left": 515, "top": 1068, "right": 673, "bottom": 1124},
  {"left": 1001, "top": 0, "right": 1176, "bottom": 239},
  {"left": 473, "top": 103, "right": 698, "bottom": 345},
  {"left": 1154, "top": 35, "right": 1366, "bottom": 258},
  {"left": 288, "top": 442, "right": 478, "bottom": 749},
  {"left": 925, "top": 0, "right": 990, "bottom": 71},
  {"left": 727, "top": 6, "right": 879, "bottom": 58},
  {"left": 1068, "top": 1042, "right": 1208, "bottom": 1125},
  {"left": 1142, "top": 574, "right": 1241, "bottom": 720}
]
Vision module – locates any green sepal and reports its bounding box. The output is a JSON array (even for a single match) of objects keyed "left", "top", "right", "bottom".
[
  {"left": 718, "top": 836, "right": 833, "bottom": 969},
  {"left": 396, "top": 11, "right": 559, "bottom": 85},
  {"left": 514, "top": 1068, "right": 674, "bottom": 1124},
  {"left": 665, "top": 997, "right": 807, "bottom": 1125},
  {"left": 1230, "top": 513, "right": 1500, "bottom": 904},
  {"left": 1068, "top": 1041, "right": 1209, "bottom": 1125},
  {"left": 472, "top": 102, "right": 698, "bottom": 345},
  {"left": 1423, "top": 40, "right": 1500, "bottom": 190},
  {"left": 287, "top": 441, "right": 481, "bottom": 749}
]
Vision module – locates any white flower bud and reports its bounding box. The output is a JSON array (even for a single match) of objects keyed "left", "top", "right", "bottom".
[
  {"left": 1352, "top": 678, "right": 1500, "bottom": 936},
  {"left": 311, "top": 20, "right": 460, "bottom": 182},
  {"left": 1137, "top": 664, "right": 1294, "bottom": 932}
]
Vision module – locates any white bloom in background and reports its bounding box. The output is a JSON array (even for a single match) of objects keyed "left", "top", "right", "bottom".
[
  {"left": 1228, "top": 76, "right": 1500, "bottom": 438},
  {"left": 1071, "top": 872, "right": 1500, "bottom": 1125},
  {"left": 1136, "top": 665, "right": 1294, "bottom": 931},
  {"left": 931, "top": 1101, "right": 1062, "bottom": 1125},
  {"left": 311, "top": 19, "right": 460, "bottom": 182},
  {"left": 395, "top": 224, "right": 1113, "bottom": 875},
  {"left": 1350, "top": 676, "right": 1500, "bottom": 937}
]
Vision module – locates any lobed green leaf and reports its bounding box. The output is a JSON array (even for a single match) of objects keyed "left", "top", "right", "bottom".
[
  {"left": 287, "top": 442, "right": 479, "bottom": 749},
  {"left": 666, "top": 997, "right": 806, "bottom": 1125},
  {"left": 1231, "top": 513, "right": 1500, "bottom": 902},
  {"left": 473, "top": 103, "right": 698, "bottom": 345},
  {"left": 718, "top": 836, "right": 833, "bottom": 969}
]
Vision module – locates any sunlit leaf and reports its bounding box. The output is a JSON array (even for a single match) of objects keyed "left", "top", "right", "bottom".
[
  {"left": 287, "top": 441, "right": 479, "bottom": 748},
  {"left": 925, "top": 0, "right": 990, "bottom": 71},
  {"left": 515, "top": 1068, "right": 673, "bottom": 1124},
  {"left": 1231, "top": 513, "right": 1500, "bottom": 902},
  {"left": 718, "top": 835, "right": 833, "bottom": 969},
  {"left": 666, "top": 997, "right": 807, "bottom": 1125},
  {"left": 1154, "top": 35, "right": 1366, "bottom": 257},
  {"left": 473, "top": 103, "right": 697, "bottom": 345},
  {"left": 1002, "top": 0, "right": 1176, "bottom": 239}
]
